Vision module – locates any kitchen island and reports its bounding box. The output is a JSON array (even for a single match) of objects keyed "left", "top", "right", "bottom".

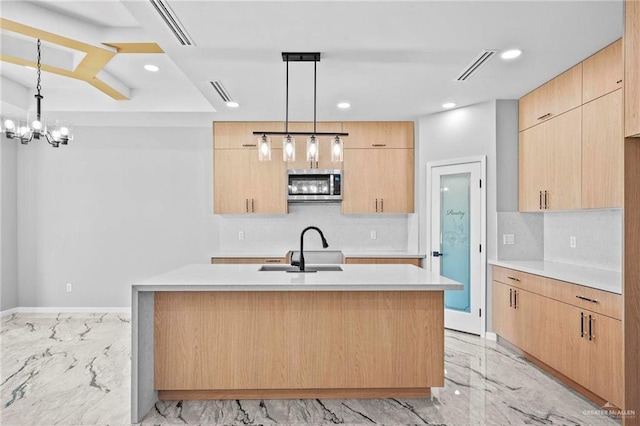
[{"left": 131, "top": 263, "right": 462, "bottom": 423}]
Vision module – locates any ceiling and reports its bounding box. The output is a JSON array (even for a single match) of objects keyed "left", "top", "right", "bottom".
[{"left": 0, "top": 0, "right": 624, "bottom": 127}]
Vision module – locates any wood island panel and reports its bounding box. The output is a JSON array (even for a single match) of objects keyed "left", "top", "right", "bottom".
[{"left": 154, "top": 291, "right": 444, "bottom": 397}]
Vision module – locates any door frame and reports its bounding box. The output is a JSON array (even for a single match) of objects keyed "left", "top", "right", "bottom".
[{"left": 426, "top": 156, "right": 487, "bottom": 337}]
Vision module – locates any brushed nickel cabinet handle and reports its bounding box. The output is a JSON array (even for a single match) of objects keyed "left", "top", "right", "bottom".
[
  {"left": 251, "top": 199, "right": 255, "bottom": 213},
  {"left": 375, "top": 198, "right": 378, "bottom": 212},
  {"left": 509, "top": 288, "right": 513, "bottom": 308},
  {"left": 507, "top": 276, "right": 521, "bottom": 282},
  {"left": 576, "top": 295, "right": 599, "bottom": 304},
  {"left": 580, "top": 312, "right": 585, "bottom": 338},
  {"left": 537, "top": 113, "right": 552, "bottom": 120},
  {"left": 242, "top": 144, "right": 257, "bottom": 147},
  {"left": 372, "top": 144, "right": 386, "bottom": 147},
  {"left": 589, "top": 315, "right": 594, "bottom": 341}
]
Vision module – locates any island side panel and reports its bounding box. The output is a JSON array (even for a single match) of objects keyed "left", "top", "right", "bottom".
[
  {"left": 154, "top": 291, "right": 444, "bottom": 397},
  {"left": 131, "top": 289, "right": 156, "bottom": 423}
]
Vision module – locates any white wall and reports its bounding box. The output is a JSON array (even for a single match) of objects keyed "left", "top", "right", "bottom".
[
  {"left": 16, "top": 126, "right": 218, "bottom": 308},
  {"left": 1, "top": 137, "right": 19, "bottom": 311}
]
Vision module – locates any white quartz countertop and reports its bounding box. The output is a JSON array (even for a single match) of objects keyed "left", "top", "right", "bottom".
[
  {"left": 488, "top": 259, "right": 621, "bottom": 294},
  {"left": 134, "top": 264, "right": 462, "bottom": 292},
  {"left": 342, "top": 251, "right": 426, "bottom": 259},
  {"left": 210, "top": 251, "right": 426, "bottom": 259},
  {"left": 210, "top": 251, "right": 288, "bottom": 258}
]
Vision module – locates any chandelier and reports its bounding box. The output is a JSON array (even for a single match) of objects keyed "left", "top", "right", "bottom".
[
  {"left": 1, "top": 39, "right": 73, "bottom": 148},
  {"left": 254, "top": 52, "right": 347, "bottom": 162}
]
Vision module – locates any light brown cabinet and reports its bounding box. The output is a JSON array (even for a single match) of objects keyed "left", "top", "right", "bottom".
[
  {"left": 518, "top": 108, "right": 582, "bottom": 211},
  {"left": 492, "top": 267, "right": 623, "bottom": 408},
  {"left": 519, "top": 64, "right": 582, "bottom": 131},
  {"left": 625, "top": 0, "right": 640, "bottom": 137},
  {"left": 214, "top": 122, "right": 283, "bottom": 149},
  {"left": 581, "top": 89, "right": 623, "bottom": 208},
  {"left": 342, "top": 148, "right": 414, "bottom": 214},
  {"left": 345, "top": 257, "right": 421, "bottom": 267},
  {"left": 582, "top": 39, "right": 623, "bottom": 104},
  {"left": 342, "top": 121, "right": 414, "bottom": 149},
  {"left": 213, "top": 148, "right": 287, "bottom": 214}
]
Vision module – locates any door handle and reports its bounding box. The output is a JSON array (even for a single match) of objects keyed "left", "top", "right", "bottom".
[
  {"left": 544, "top": 190, "right": 549, "bottom": 209},
  {"left": 539, "top": 191, "right": 542, "bottom": 210},
  {"left": 251, "top": 199, "right": 255, "bottom": 213},
  {"left": 589, "top": 315, "right": 594, "bottom": 341},
  {"left": 432, "top": 251, "right": 443, "bottom": 257},
  {"left": 245, "top": 198, "right": 249, "bottom": 213},
  {"left": 509, "top": 288, "right": 513, "bottom": 308},
  {"left": 381, "top": 198, "right": 384, "bottom": 212},
  {"left": 580, "top": 312, "right": 585, "bottom": 338},
  {"left": 375, "top": 198, "right": 378, "bottom": 212},
  {"left": 513, "top": 290, "right": 518, "bottom": 309}
]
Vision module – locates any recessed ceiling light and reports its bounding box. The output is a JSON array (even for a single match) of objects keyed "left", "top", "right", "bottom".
[
  {"left": 501, "top": 49, "right": 522, "bottom": 60},
  {"left": 337, "top": 102, "right": 351, "bottom": 109},
  {"left": 442, "top": 102, "right": 456, "bottom": 109},
  {"left": 226, "top": 101, "right": 240, "bottom": 108},
  {"left": 144, "top": 64, "right": 160, "bottom": 72}
]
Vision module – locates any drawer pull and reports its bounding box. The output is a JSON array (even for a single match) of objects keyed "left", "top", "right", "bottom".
[
  {"left": 507, "top": 276, "right": 521, "bottom": 282},
  {"left": 242, "top": 144, "right": 257, "bottom": 147},
  {"left": 576, "top": 295, "right": 599, "bottom": 304},
  {"left": 371, "top": 144, "right": 386, "bottom": 147},
  {"left": 265, "top": 259, "right": 281, "bottom": 263},
  {"left": 537, "top": 112, "right": 552, "bottom": 120},
  {"left": 580, "top": 312, "right": 585, "bottom": 338},
  {"left": 617, "top": 79, "right": 623, "bottom": 84}
]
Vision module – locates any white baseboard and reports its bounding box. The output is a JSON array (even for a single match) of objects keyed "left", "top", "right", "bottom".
[
  {"left": 1, "top": 307, "right": 131, "bottom": 317},
  {"left": 485, "top": 332, "right": 498, "bottom": 341}
]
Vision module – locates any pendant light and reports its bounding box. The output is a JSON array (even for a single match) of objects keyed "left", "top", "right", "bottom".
[
  {"left": 1, "top": 39, "right": 73, "bottom": 147},
  {"left": 254, "top": 52, "right": 348, "bottom": 162}
]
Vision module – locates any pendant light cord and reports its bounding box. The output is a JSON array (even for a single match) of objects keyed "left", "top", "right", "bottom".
[
  {"left": 313, "top": 59, "right": 317, "bottom": 134},
  {"left": 35, "top": 39, "right": 43, "bottom": 121},
  {"left": 285, "top": 57, "right": 289, "bottom": 134}
]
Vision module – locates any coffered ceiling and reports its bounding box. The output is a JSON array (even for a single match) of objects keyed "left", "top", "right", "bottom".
[{"left": 0, "top": 0, "right": 623, "bottom": 127}]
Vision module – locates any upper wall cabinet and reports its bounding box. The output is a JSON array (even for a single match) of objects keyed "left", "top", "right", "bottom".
[
  {"left": 582, "top": 39, "right": 623, "bottom": 103},
  {"left": 519, "top": 64, "right": 582, "bottom": 131},
  {"left": 625, "top": 0, "right": 640, "bottom": 137},
  {"left": 214, "top": 122, "right": 284, "bottom": 149},
  {"left": 342, "top": 122, "right": 414, "bottom": 149}
]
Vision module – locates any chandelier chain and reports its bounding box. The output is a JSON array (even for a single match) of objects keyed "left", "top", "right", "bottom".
[{"left": 36, "top": 39, "right": 42, "bottom": 95}]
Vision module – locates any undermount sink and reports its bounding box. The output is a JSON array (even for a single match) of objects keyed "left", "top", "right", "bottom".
[{"left": 258, "top": 265, "right": 343, "bottom": 272}]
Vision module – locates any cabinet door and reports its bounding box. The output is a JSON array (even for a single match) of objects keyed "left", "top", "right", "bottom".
[
  {"left": 543, "top": 300, "right": 591, "bottom": 389},
  {"left": 377, "top": 149, "right": 414, "bottom": 213},
  {"left": 625, "top": 0, "right": 640, "bottom": 136},
  {"left": 342, "top": 149, "right": 378, "bottom": 214},
  {"left": 517, "top": 289, "right": 549, "bottom": 359},
  {"left": 518, "top": 126, "right": 546, "bottom": 211},
  {"left": 519, "top": 64, "right": 582, "bottom": 131},
  {"left": 342, "top": 122, "right": 414, "bottom": 149},
  {"left": 582, "top": 90, "right": 623, "bottom": 208},
  {"left": 214, "top": 149, "right": 253, "bottom": 214},
  {"left": 583, "top": 39, "right": 623, "bottom": 103},
  {"left": 492, "top": 281, "right": 521, "bottom": 347},
  {"left": 251, "top": 149, "right": 287, "bottom": 214},
  {"left": 588, "top": 313, "right": 623, "bottom": 408},
  {"left": 214, "top": 122, "right": 283, "bottom": 149},
  {"left": 544, "top": 108, "right": 582, "bottom": 210}
]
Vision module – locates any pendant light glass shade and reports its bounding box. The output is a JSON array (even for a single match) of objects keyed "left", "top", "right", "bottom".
[
  {"left": 283, "top": 135, "right": 296, "bottom": 162},
  {"left": 258, "top": 134, "right": 271, "bottom": 161},
  {"left": 306, "top": 135, "right": 319, "bottom": 162},
  {"left": 331, "top": 135, "right": 344, "bottom": 162}
]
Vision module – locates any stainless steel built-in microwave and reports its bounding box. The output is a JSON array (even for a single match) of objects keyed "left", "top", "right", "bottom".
[{"left": 287, "top": 169, "right": 342, "bottom": 203}]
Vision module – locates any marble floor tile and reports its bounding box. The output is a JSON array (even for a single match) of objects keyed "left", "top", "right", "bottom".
[{"left": 1, "top": 313, "right": 621, "bottom": 425}]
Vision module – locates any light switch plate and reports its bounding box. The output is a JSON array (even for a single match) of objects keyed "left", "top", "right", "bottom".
[
  {"left": 503, "top": 234, "right": 515, "bottom": 245},
  {"left": 570, "top": 236, "right": 576, "bottom": 248}
]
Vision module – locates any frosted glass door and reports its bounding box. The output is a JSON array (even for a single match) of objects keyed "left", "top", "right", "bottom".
[{"left": 440, "top": 173, "right": 471, "bottom": 313}]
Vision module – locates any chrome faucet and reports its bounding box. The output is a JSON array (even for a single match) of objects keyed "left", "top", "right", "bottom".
[{"left": 291, "top": 226, "right": 329, "bottom": 272}]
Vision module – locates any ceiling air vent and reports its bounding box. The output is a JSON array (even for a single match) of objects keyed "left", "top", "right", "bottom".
[
  {"left": 210, "top": 81, "right": 232, "bottom": 103},
  {"left": 149, "top": 0, "right": 195, "bottom": 46},
  {"left": 456, "top": 50, "right": 498, "bottom": 81}
]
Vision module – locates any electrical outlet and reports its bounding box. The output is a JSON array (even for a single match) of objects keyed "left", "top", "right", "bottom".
[
  {"left": 570, "top": 236, "right": 577, "bottom": 248},
  {"left": 370, "top": 230, "right": 377, "bottom": 240},
  {"left": 503, "top": 234, "right": 515, "bottom": 245},
  {"left": 66, "top": 283, "right": 72, "bottom": 293},
  {"left": 238, "top": 231, "right": 245, "bottom": 240}
]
